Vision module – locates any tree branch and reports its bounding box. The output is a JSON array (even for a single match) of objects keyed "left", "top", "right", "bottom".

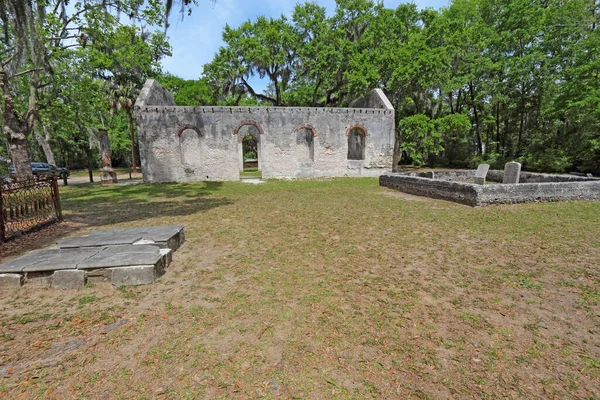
[
  {"left": 240, "top": 76, "right": 277, "bottom": 104},
  {"left": 12, "top": 67, "right": 45, "bottom": 79}
]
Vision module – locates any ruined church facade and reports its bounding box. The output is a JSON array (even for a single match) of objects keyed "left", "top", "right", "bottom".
[{"left": 134, "top": 79, "right": 395, "bottom": 182}]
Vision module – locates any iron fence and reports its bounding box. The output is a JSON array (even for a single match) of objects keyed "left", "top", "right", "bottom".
[{"left": 0, "top": 176, "right": 62, "bottom": 242}]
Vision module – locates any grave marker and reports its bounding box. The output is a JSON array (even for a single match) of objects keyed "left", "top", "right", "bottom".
[{"left": 503, "top": 162, "right": 522, "bottom": 184}]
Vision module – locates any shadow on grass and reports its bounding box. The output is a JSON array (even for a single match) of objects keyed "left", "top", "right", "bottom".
[
  {"left": 0, "top": 182, "right": 231, "bottom": 261},
  {"left": 62, "top": 181, "right": 231, "bottom": 225}
]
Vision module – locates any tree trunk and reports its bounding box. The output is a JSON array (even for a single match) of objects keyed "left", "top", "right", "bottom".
[
  {"left": 34, "top": 123, "right": 56, "bottom": 166},
  {"left": 1, "top": 66, "right": 33, "bottom": 179},
  {"left": 468, "top": 81, "right": 483, "bottom": 155},
  {"left": 127, "top": 109, "right": 137, "bottom": 173},
  {"left": 9, "top": 136, "right": 33, "bottom": 179}
]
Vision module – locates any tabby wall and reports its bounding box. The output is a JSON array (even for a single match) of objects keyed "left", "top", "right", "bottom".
[{"left": 134, "top": 80, "right": 395, "bottom": 182}]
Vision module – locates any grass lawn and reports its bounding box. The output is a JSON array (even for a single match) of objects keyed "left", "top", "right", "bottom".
[
  {"left": 0, "top": 178, "right": 599, "bottom": 398},
  {"left": 69, "top": 168, "right": 140, "bottom": 178}
]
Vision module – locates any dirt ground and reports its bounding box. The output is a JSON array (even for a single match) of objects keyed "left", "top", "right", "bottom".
[{"left": 0, "top": 178, "right": 598, "bottom": 399}]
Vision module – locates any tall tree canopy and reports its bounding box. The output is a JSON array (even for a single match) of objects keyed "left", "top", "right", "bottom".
[
  {"left": 204, "top": 0, "right": 600, "bottom": 174},
  {"left": 0, "top": 0, "right": 197, "bottom": 179}
]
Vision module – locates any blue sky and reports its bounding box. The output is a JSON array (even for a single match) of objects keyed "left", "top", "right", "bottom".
[{"left": 161, "top": 0, "right": 449, "bottom": 91}]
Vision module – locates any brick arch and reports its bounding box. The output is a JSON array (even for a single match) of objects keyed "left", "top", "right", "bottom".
[
  {"left": 294, "top": 123, "right": 318, "bottom": 137},
  {"left": 176, "top": 124, "right": 202, "bottom": 138},
  {"left": 345, "top": 124, "right": 368, "bottom": 136},
  {"left": 233, "top": 120, "right": 264, "bottom": 135}
]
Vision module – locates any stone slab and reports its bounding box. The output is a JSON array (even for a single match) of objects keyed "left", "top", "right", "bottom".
[
  {"left": 110, "top": 265, "right": 157, "bottom": 286},
  {"left": 0, "top": 274, "right": 23, "bottom": 289},
  {"left": 77, "top": 245, "right": 162, "bottom": 270},
  {"left": 503, "top": 162, "right": 522, "bottom": 184},
  {"left": 0, "top": 248, "right": 100, "bottom": 273},
  {"left": 53, "top": 270, "right": 87, "bottom": 290},
  {"left": 58, "top": 233, "right": 143, "bottom": 248},
  {"left": 0, "top": 250, "right": 52, "bottom": 273},
  {"left": 22, "top": 248, "right": 101, "bottom": 272},
  {"left": 61, "top": 225, "right": 186, "bottom": 251}
]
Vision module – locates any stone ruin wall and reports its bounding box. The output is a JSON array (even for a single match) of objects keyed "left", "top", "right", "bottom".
[{"left": 134, "top": 80, "right": 395, "bottom": 182}]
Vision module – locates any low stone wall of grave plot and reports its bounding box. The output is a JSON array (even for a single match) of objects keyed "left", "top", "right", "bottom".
[
  {"left": 476, "top": 180, "right": 600, "bottom": 205},
  {"left": 379, "top": 174, "right": 480, "bottom": 206},
  {"left": 380, "top": 173, "right": 600, "bottom": 206}
]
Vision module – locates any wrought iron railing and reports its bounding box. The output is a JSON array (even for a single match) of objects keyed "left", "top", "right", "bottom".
[{"left": 0, "top": 176, "right": 62, "bottom": 242}]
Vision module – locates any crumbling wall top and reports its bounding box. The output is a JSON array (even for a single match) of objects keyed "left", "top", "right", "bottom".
[{"left": 135, "top": 79, "right": 175, "bottom": 109}]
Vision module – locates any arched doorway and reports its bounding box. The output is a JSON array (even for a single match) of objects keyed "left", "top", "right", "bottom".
[{"left": 235, "top": 120, "right": 264, "bottom": 179}]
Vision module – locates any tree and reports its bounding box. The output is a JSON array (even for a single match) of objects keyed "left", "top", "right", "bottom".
[
  {"left": 0, "top": 0, "right": 198, "bottom": 179},
  {"left": 205, "top": 15, "right": 298, "bottom": 106}
]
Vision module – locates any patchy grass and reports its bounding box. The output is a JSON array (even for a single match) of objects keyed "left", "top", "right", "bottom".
[
  {"left": 69, "top": 168, "right": 139, "bottom": 178},
  {"left": 0, "top": 178, "right": 599, "bottom": 398}
]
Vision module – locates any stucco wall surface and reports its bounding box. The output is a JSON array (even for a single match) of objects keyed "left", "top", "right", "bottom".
[{"left": 134, "top": 80, "right": 395, "bottom": 182}]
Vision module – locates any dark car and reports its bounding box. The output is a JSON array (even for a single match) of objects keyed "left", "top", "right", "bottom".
[
  {"left": 9, "top": 162, "right": 58, "bottom": 177},
  {"left": 56, "top": 167, "right": 70, "bottom": 179}
]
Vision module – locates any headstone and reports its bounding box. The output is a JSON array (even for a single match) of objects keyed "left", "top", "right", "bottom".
[
  {"left": 97, "top": 128, "right": 118, "bottom": 184},
  {"left": 474, "top": 164, "right": 490, "bottom": 185},
  {"left": 503, "top": 162, "right": 522, "bottom": 184},
  {"left": 418, "top": 171, "right": 435, "bottom": 179}
]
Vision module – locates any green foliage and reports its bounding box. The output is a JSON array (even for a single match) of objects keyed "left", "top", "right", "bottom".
[
  {"left": 202, "top": 0, "right": 600, "bottom": 173},
  {"left": 399, "top": 115, "right": 443, "bottom": 165}
]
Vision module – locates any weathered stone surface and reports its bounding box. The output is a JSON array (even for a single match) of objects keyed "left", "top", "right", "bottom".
[
  {"left": 58, "top": 233, "right": 142, "bottom": 248},
  {"left": 25, "top": 271, "right": 53, "bottom": 286},
  {"left": 134, "top": 79, "right": 395, "bottom": 182},
  {"left": 110, "top": 265, "right": 157, "bottom": 286},
  {"left": 380, "top": 173, "right": 600, "bottom": 207},
  {"left": 0, "top": 250, "right": 52, "bottom": 273},
  {"left": 78, "top": 245, "right": 162, "bottom": 270},
  {"left": 160, "top": 248, "right": 173, "bottom": 267},
  {"left": 65, "top": 225, "right": 185, "bottom": 251},
  {"left": 22, "top": 248, "right": 100, "bottom": 272},
  {"left": 0, "top": 274, "right": 23, "bottom": 289},
  {"left": 474, "top": 164, "right": 490, "bottom": 185},
  {"left": 417, "top": 171, "right": 435, "bottom": 179},
  {"left": 503, "top": 162, "right": 522, "bottom": 184},
  {"left": 53, "top": 270, "right": 87, "bottom": 290},
  {"left": 0, "top": 248, "right": 100, "bottom": 273}
]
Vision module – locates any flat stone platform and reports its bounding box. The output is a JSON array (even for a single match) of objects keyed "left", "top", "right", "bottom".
[
  {"left": 58, "top": 225, "right": 184, "bottom": 251},
  {"left": 0, "top": 226, "right": 184, "bottom": 290}
]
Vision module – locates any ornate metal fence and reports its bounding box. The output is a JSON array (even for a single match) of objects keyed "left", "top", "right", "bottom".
[{"left": 0, "top": 176, "right": 63, "bottom": 242}]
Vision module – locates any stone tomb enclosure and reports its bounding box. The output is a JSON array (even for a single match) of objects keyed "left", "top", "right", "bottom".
[
  {"left": 380, "top": 169, "right": 600, "bottom": 206},
  {"left": 0, "top": 225, "right": 184, "bottom": 290}
]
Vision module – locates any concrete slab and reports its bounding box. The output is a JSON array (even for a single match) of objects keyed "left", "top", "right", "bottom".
[
  {"left": 53, "top": 270, "right": 87, "bottom": 290},
  {"left": 0, "top": 274, "right": 23, "bottom": 289},
  {"left": 77, "top": 245, "right": 162, "bottom": 270}
]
